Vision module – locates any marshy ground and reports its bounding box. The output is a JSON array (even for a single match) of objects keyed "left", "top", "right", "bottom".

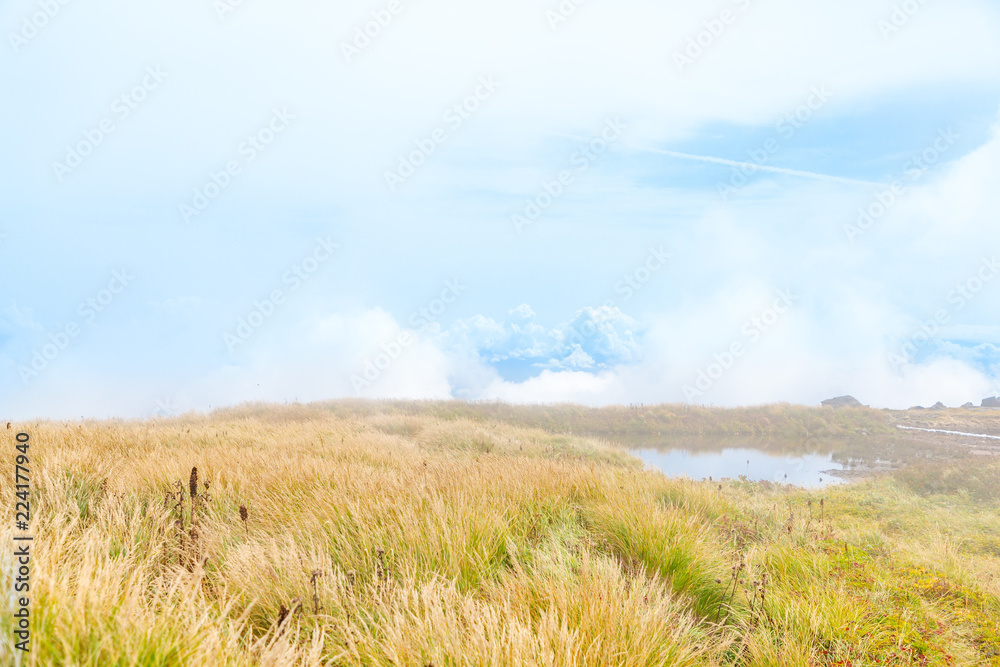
[{"left": 2, "top": 401, "right": 999, "bottom": 665}]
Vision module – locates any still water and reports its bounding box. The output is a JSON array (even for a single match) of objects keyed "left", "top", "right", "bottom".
[
  {"left": 631, "top": 447, "right": 845, "bottom": 488},
  {"left": 604, "top": 433, "right": 942, "bottom": 488}
]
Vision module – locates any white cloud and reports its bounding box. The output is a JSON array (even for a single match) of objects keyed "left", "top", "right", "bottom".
[{"left": 3, "top": 0, "right": 1000, "bottom": 418}]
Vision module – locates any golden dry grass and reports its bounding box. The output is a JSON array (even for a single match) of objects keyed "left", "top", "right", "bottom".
[{"left": 2, "top": 402, "right": 999, "bottom": 666}]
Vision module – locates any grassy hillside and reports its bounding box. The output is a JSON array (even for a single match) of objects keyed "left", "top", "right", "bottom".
[
  {"left": 2, "top": 404, "right": 999, "bottom": 666},
  {"left": 220, "top": 400, "right": 896, "bottom": 438},
  {"left": 891, "top": 407, "right": 1000, "bottom": 436}
]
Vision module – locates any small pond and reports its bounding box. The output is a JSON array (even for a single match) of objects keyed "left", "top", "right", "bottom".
[
  {"left": 630, "top": 447, "right": 845, "bottom": 488},
  {"left": 597, "top": 433, "right": 936, "bottom": 488}
]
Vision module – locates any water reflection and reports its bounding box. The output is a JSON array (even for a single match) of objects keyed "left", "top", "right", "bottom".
[
  {"left": 631, "top": 447, "right": 844, "bottom": 488},
  {"left": 604, "top": 433, "right": 950, "bottom": 487}
]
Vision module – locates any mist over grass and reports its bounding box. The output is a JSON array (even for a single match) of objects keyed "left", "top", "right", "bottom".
[{"left": 215, "top": 399, "right": 897, "bottom": 437}]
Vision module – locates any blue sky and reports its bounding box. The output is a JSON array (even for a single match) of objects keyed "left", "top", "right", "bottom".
[{"left": 2, "top": 0, "right": 1000, "bottom": 419}]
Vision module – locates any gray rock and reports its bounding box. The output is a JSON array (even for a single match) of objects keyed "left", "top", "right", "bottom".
[
  {"left": 821, "top": 395, "right": 864, "bottom": 409},
  {"left": 930, "top": 402, "right": 947, "bottom": 410},
  {"left": 962, "top": 402, "right": 975, "bottom": 409},
  {"left": 982, "top": 397, "right": 1000, "bottom": 408}
]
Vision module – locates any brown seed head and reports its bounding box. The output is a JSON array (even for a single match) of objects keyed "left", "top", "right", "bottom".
[
  {"left": 240, "top": 505, "right": 248, "bottom": 522},
  {"left": 189, "top": 467, "right": 199, "bottom": 497}
]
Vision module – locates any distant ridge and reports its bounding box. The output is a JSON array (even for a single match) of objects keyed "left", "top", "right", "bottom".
[{"left": 821, "top": 396, "right": 864, "bottom": 409}]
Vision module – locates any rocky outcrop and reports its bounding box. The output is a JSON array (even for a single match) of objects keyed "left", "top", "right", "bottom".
[
  {"left": 821, "top": 396, "right": 863, "bottom": 409},
  {"left": 962, "top": 402, "right": 976, "bottom": 409},
  {"left": 982, "top": 397, "right": 1000, "bottom": 408},
  {"left": 930, "top": 402, "right": 947, "bottom": 410}
]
